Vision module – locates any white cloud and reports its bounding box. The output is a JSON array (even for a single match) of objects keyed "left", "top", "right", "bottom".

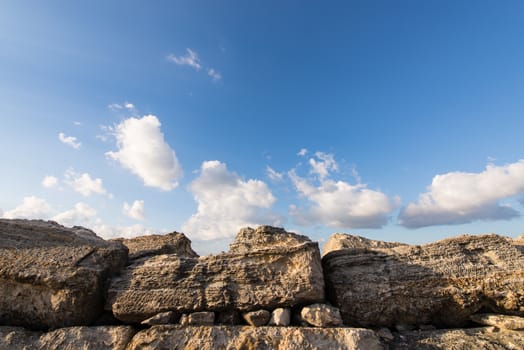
[
  {"left": 42, "top": 175, "right": 59, "bottom": 188},
  {"left": 123, "top": 200, "right": 145, "bottom": 221},
  {"left": 167, "top": 48, "right": 202, "bottom": 71},
  {"left": 182, "top": 160, "right": 279, "bottom": 240},
  {"left": 289, "top": 170, "right": 397, "bottom": 229},
  {"left": 207, "top": 68, "right": 222, "bottom": 81},
  {"left": 106, "top": 115, "right": 183, "bottom": 191},
  {"left": 309, "top": 152, "right": 338, "bottom": 179},
  {"left": 124, "top": 102, "right": 135, "bottom": 109},
  {"left": 74, "top": 121, "right": 82, "bottom": 126},
  {"left": 399, "top": 160, "right": 524, "bottom": 228},
  {"left": 52, "top": 202, "right": 97, "bottom": 227},
  {"left": 108, "top": 102, "right": 136, "bottom": 112},
  {"left": 58, "top": 132, "right": 81, "bottom": 149},
  {"left": 266, "top": 166, "right": 284, "bottom": 182},
  {"left": 297, "top": 148, "right": 308, "bottom": 157},
  {"left": 65, "top": 170, "right": 109, "bottom": 197},
  {"left": 2, "top": 196, "right": 52, "bottom": 219}
]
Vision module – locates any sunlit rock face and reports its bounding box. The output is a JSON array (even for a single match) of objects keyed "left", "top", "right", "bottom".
[
  {"left": 323, "top": 233, "right": 524, "bottom": 328},
  {"left": 0, "top": 219, "right": 128, "bottom": 330}
]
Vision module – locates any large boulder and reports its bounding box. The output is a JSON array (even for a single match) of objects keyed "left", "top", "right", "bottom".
[
  {"left": 0, "top": 219, "right": 128, "bottom": 329},
  {"left": 107, "top": 226, "right": 325, "bottom": 323},
  {"left": 112, "top": 231, "right": 198, "bottom": 260},
  {"left": 390, "top": 327, "right": 524, "bottom": 349},
  {"left": 322, "top": 233, "right": 524, "bottom": 328},
  {"left": 0, "top": 326, "right": 135, "bottom": 350},
  {"left": 125, "top": 325, "right": 384, "bottom": 350}
]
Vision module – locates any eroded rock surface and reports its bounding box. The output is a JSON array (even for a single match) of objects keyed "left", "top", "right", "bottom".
[
  {"left": 0, "top": 326, "right": 135, "bottom": 350},
  {"left": 323, "top": 233, "right": 524, "bottom": 328},
  {"left": 126, "top": 325, "right": 384, "bottom": 350},
  {"left": 107, "top": 226, "right": 325, "bottom": 323},
  {"left": 390, "top": 327, "right": 524, "bottom": 350},
  {"left": 470, "top": 313, "right": 524, "bottom": 330},
  {"left": 112, "top": 232, "right": 197, "bottom": 260},
  {"left": 0, "top": 219, "right": 128, "bottom": 329}
]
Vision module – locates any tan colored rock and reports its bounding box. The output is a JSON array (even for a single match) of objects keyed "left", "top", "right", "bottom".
[
  {"left": 0, "top": 326, "right": 135, "bottom": 350},
  {"left": 141, "top": 311, "right": 177, "bottom": 326},
  {"left": 323, "top": 233, "right": 524, "bottom": 328},
  {"left": 243, "top": 310, "right": 271, "bottom": 326},
  {"left": 390, "top": 327, "right": 524, "bottom": 349},
  {"left": 0, "top": 219, "right": 128, "bottom": 330},
  {"left": 300, "top": 304, "right": 343, "bottom": 327},
  {"left": 323, "top": 233, "right": 406, "bottom": 256},
  {"left": 126, "top": 325, "right": 385, "bottom": 350},
  {"left": 268, "top": 308, "right": 291, "bottom": 326},
  {"left": 107, "top": 226, "right": 325, "bottom": 323},
  {"left": 470, "top": 313, "right": 524, "bottom": 330},
  {"left": 112, "top": 231, "right": 197, "bottom": 260},
  {"left": 186, "top": 312, "right": 215, "bottom": 326}
]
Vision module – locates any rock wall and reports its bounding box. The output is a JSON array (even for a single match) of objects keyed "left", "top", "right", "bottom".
[{"left": 0, "top": 219, "right": 523, "bottom": 349}]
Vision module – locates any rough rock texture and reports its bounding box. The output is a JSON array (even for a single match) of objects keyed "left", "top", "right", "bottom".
[
  {"left": 141, "top": 311, "right": 177, "bottom": 326},
  {"left": 471, "top": 313, "right": 524, "bottom": 330},
  {"left": 243, "top": 310, "right": 271, "bottom": 327},
  {"left": 126, "top": 325, "right": 384, "bottom": 350},
  {"left": 107, "top": 226, "right": 325, "bottom": 323},
  {"left": 390, "top": 327, "right": 524, "bottom": 349},
  {"left": 112, "top": 232, "right": 197, "bottom": 260},
  {"left": 180, "top": 312, "right": 215, "bottom": 326},
  {"left": 0, "top": 326, "right": 135, "bottom": 350},
  {"left": 0, "top": 219, "right": 128, "bottom": 329},
  {"left": 323, "top": 233, "right": 524, "bottom": 328},
  {"left": 323, "top": 233, "right": 406, "bottom": 256},
  {"left": 300, "top": 304, "right": 343, "bottom": 327},
  {"left": 268, "top": 308, "right": 291, "bottom": 326}
]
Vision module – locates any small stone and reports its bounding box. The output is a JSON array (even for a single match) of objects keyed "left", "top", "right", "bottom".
[
  {"left": 470, "top": 313, "right": 524, "bottom": 330},
  {"left": 268, "top": 308, "right": 291, "bottom": 326},
  {"left": 141, "top": 311, "right": 177, "bottom": 326},
  {"left": 300, "top": 304, "right": 343, "bottom": 327},
  {"left": 243, "top": 310, "right": 271, "bottom": 326},
  {"left": 187, "top": 312, "right": 215, "bottom": 325},
  {"left": 376, "top": 328, "right": 394, "bottom": 341}
]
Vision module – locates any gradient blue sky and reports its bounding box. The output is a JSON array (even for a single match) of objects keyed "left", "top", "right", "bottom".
[{"left": 1, "top": 1, "right": 524, "bottom": 253}]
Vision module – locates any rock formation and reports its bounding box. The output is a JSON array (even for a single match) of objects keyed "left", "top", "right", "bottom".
[
  {"left": 106, "top": 226, "right": 325, "bottom": 323},
  {"left": 322, "top": 233, "right": 524, "bottom": 328},
  {"left": 0, "top": 219, "right": 128, "bottom": 330},
  {"left": 112, "top": 232, "right": 198, "bottom": 260}
]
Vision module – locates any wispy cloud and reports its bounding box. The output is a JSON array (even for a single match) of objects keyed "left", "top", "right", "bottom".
[
  {"left": 399, "top": 160, "right": 524, "bottom": 228},
  {"left": 58, "top": 132, "right": 81, "bottom": 149},
  {"left": 167, "top": 48, "right": 202, "bottom": 71},
  {"left": 266, "top": 166, "right": 284, "bottom": 182},
  {"left": 297, "top": 148, "right": 308, "bottom": 157},
  {"left": 207, "top": 68, "right": 222, "bottom": 81}
]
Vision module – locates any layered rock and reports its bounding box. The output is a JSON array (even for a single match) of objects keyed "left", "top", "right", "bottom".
[
  {"left": 107, "top": 226, "right": 325, "bottom": 323},
  {"left": 0, "top": 219, "right": 128, "bottom": 329},
  {"left": 323, "top": 233, "right": 524, "bottom": 328},
  {"left": 390, "top": 327, "right": 524, "bottom": 349},
  {"left": 112, "top": 232, "right": 198, "bottom": 260},
  {"left": 0, "top": 326, "right": 135, "bottom": 350},
  {"left": 125, "top": 325, "right": 384, "bottom": 350}
]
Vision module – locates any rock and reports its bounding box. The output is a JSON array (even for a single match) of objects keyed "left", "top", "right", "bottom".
[
  {"left": 186, "top": 312, "right": 215, "bottom": 326},
  {"left": 390, "top": 327, "right": 524, "bottom": 349},
  {"left": 301, "top": 304, "right": 343, "bottom": 327},
  {"left": 0, "top": 219, "right": 128, "bottom": 330},
  {"left": 376, "top": 328, "right": 394, "bottom": 341},
  {"left": 323, "top": 233, "right": 406, "bottom": 256},
  {"left": 243, "top": 310, "right": 271, "bottom": 326},
  {"left": 107, "top": 226, "right": 325, "bottom": 323},
  {"left": 395, "top": 324, "right": 416, "bottom": 332},
  {"left": 126, "top": 325, "right": 385, "bottom": 350},
  {"left": 269, "top": 308, "right": 291, "bottom": 326},
  {"left": 323, "top": 233, "right": 524, "bottom": 328},
  {"left": 112, "top": 232, "right": 197, "bottom": 260},
  {"left": 470, "top": 313, "right": 524, "bottom": 330},
  {"left": 141, "top": 311, "right": 177, "bottom": 326},
  {"left": 0, "top": 326, "right": 135, "bottom": 350}
]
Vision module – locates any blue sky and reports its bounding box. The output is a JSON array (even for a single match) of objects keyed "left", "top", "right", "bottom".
[{"left": 1, "top": 1, "right": 524, "bottom": 253}]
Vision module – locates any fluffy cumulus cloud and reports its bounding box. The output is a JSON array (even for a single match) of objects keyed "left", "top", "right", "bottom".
[
  {"left": 106, "top": 115, "right": 183, "bottom": 191},
  {"left": 399, "top": 160, "right": 524, "bottom": 228},
  {"left": 182, "top": 160, "right": 279, "bottom": 240},
  {"left": 65, "top": 170, "right": 109, "bottom": 197},
  {"left": 289, "top": 152, "right": 397, "bottom": 229},
  {"left": 123, "top": 200, "right": 145, "bottom": 221},
  {"left": 58, "top": 132, "right": 81, "bottom": 149},
  {"left": 42, "top": 175, "right": 59, "bottom": 188},
  {"left": 52, "top": 202, "right": 97, "bottom": 227},
  {"left": 2, "top": 196, "right": 52, "bottom": 219},
  {"left": 167, "top": 48, "right": 201, "bottom": 70}
]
